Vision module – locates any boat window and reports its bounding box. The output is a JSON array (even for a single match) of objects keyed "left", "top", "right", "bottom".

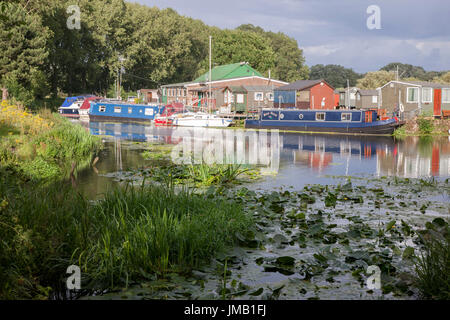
[
  {"left": 341, "top": 113, "right": 352, "bottom": 121},
  {"left": 316, "top": 112, "right": 325, "bottom": 121},
  {"left": 299, "top": 114, "right": 304, "bottom": 119},
  {"left": 114, "top": 107, "right": 121, "bottom": 113},
  {"left": 98, "top": 105, "right": 106, "bottom": 112},
  {"left": 128, "top": 107, "right": 132, "bottom": 114}
]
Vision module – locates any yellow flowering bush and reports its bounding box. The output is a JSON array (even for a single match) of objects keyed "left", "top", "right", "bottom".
[{"left": 0, "top": 100, "right": 53, "bottom": 135}]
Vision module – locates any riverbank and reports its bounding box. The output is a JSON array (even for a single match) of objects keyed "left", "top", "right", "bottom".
[
  {"left": 0, "top": 101, "right": 101, "bottom": 180},
  {"left": 394, "top": 117, "right": 450, "bottom": 137}
]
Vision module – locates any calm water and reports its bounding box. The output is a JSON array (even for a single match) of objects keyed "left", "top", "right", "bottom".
[{"left": 75, "top": 121, "right": 450, "bottom": 197}]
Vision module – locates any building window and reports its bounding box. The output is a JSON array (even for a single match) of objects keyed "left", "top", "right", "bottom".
[
  {"left": 114, "top": 106, "right": 121, "bottom": 113},
  {"left": 407, "top": 87, "right": 419, "bottom": 103},
  {"left": 443, "top": 88, "right": 450, "bottom": 103},
  {"left": 236, "top": 94, "right": 244, "bottom": 104},
  {"left": 254, "top": 92, "right": 264, "bottom": 101},
  {"left": 98, "top": 105, "right": 106, "bottom": 112},
  {"left": 341, "top": 113, "right": 351, "bottom": 121},
  {"left": 372, "top": 96, "right": 378, "bottom": 103},
  {"left": 267, "top": 92, "right": 274, "bottom": 101},
  {"left": 349, "top": 92, "right": 356, "bottom": 100},
  {"left": 422, "top": 88, "right": 432, "bottom": 103},
  {"left": 357, "top": 94, "right": 360, "bottom": 101},
  {"left": 316, "top": 112, "right": 325, "bottom": 121}
]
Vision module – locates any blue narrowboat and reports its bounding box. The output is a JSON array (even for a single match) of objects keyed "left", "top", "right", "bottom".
[
  {"left": 245, "top": 109, "right": 404, "bottom": 135},
  {"left": 89, "top": 102, "right": 164, "bottom": 122},
  {"left": 58, "top": 95, "right": 95, "bottom": 118}
]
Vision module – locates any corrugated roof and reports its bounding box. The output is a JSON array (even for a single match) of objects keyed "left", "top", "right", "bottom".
[
  {"left": 276, "top": 79, "right": 325, "bottom": 91},
  {"left": 194, "top": 62, "right": 263, "bottom": 83}
]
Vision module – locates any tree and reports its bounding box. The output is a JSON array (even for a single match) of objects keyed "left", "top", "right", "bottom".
[
  {"left": 0, "top": 2, "right": 51, "bottom": 103},
  {"left": 196, "top": 28, "right": 276, "bottom": 78},
  {"left": 309, "top": 64, "right": 361, "bottom": 88},
  {"left": 236, "top": 24, "right": 309, "bottom": 82},
  {"left": 379, "top": 62, "right": 446, "bottom": 82},
  {"left": 433, "top": 71, "right": 450, "bottom": 84},
  {"left": 357, "top": 71, "right": 396, "bottom": 89}
]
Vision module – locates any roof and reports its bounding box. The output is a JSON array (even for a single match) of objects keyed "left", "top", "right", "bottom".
[
  {"left": 276, "top": 79, "right": 332, "bottom": 91},
  {"left": 223, "top": 85, "right": 247, "bottom": 93},
  {"left": 380, "top": 80, "right": 450, "bottom": 89},
  {"left": 357, "top": 89, "right": 378, "bottom": 96},
  {"left": 193, "top": 62, "right": 263, "bottom": 83},
  {"left": 243, "top": 85, "right": 275, "bottom": 92}
]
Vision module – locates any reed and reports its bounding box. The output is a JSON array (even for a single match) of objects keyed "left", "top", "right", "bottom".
[{"left": 0, "top": 171, "right": 252, "bottom": 298}]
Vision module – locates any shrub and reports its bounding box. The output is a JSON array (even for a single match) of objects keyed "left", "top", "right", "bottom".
[{"left": 417, "top": 117, "right": 434, "bottom": 135}]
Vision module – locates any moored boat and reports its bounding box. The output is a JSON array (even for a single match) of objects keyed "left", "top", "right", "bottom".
[
  {"left": 245, "top": 109, "right": 404, "bottom": 135},
  {"left": 79, "top": 96, "right": 102, "bottom": 121},
  {"left": 172, "top": 112, "right": 233, "bottom": 127},
  {"left": 89, "top": 101, "right": 163, "bottom": 122},
  {"left": 58, "top": 95, "right": 95, "bottom": 118}
]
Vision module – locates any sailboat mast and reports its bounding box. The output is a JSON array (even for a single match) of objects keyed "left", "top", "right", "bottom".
[{"left": 209, "top": 35, "right": 212, "bottom": 114}]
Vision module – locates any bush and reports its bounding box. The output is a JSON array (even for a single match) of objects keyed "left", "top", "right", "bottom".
[{"left": 417, "top": 117, "right": 434, "bottom": 135}]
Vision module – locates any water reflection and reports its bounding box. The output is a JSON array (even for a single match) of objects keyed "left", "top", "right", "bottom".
[{"left": 77, "top": 121, "right": 450, "bottom": 194}]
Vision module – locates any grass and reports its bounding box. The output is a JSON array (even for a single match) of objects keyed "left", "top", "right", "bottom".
[
  {"left": 0, "top": 168, "right": 253, "bottom": 299},
  {"left": 414, "top": 218, "right": 450, "bottom": 300},
  {"left": 0, "top": 100, "right": 101, "bottom": 180}
]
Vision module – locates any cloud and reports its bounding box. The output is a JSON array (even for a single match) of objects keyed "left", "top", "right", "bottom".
[{"left": 131, "top": 0, "right": 450, "bottom": 72}]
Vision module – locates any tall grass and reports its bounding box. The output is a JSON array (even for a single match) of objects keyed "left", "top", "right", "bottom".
[
  {"left": 414, "top": 219, "right": 450, "bottom": 300},
  {"left": 0, "top": 101, "right": 101, "bottom": 180},
  {"left": 0, "top": 170, "right": 253, "bottom": 299}
]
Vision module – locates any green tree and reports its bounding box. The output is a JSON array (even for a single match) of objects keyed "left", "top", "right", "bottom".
[
  {"left": 196, "top": 28, "right": 276, "bottom": 79},
  {"left": 309, "top": 64, "right": 361, "bottom": 88},
  {"left": 356, "top": 70, "right": 396, "bottom": 89},
  {"left": 0, "top": 2, "right": 51, "bottom": 104},
  {"left": 380, "top": 62, "right": 445, "bottom": 82},
  {"left": 236, "top": 24, "right": 309, "bottom": 82}
]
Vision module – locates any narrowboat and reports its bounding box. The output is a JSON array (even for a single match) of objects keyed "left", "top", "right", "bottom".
[
  {"left": 79, "top": 96, "right": 102, "bottom": 121},
  {"left": 58, "top": 95, "right": 95, "bottom": 118},
  {"left": 89, "top": 102, "right": 163, "bottom": 122},
  {"left": 245, "top": 109, "right": 404, "bottom": 135}
]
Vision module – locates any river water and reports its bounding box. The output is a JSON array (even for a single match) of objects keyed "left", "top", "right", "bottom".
[
  {"left": 74, "top": 121, "right": 449, "bottom": 300},
  {"left": 75, "top": 121, "right": 450, "bottom": 197}
]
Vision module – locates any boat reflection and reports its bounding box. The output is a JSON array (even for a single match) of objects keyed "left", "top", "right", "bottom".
[{"left": 85, "top": 121, "right": 450, "bottom": 179}]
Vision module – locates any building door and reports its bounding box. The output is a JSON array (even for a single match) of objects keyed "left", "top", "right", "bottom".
[
  {"left": 147, "top": 92, "right": 152, "bottom": 103},
  {"left": 434, "top": 89, "right": 442, "bottom": 117}
]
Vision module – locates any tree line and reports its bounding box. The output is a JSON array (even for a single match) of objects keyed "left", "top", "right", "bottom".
[
  {"left": 0, "top": 0, "right": 309, "bottom": 108},
  {"left": 1, "top": 1, "right": 449, "bottom": 108}
]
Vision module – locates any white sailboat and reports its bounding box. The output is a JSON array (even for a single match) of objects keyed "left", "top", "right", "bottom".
[{"left": 170, "top": 35, "right": 233, "bottom": 128}]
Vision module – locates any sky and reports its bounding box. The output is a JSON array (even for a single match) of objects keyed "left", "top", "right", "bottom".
[{"left": 132, "top": 0, "right": 450, "bottom": 73}]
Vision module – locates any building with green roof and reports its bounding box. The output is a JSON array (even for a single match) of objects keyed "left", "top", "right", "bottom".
[
  {"left": 193, "top": 62, "right": 263, "bottom": 83},
  {"left": 159, "top": 62, "right": 287, "bottom": 109}
]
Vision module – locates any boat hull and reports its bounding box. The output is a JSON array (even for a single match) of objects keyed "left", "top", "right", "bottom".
[{"left": 245, "top": 119, "right": 404, "bottom": 135}]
